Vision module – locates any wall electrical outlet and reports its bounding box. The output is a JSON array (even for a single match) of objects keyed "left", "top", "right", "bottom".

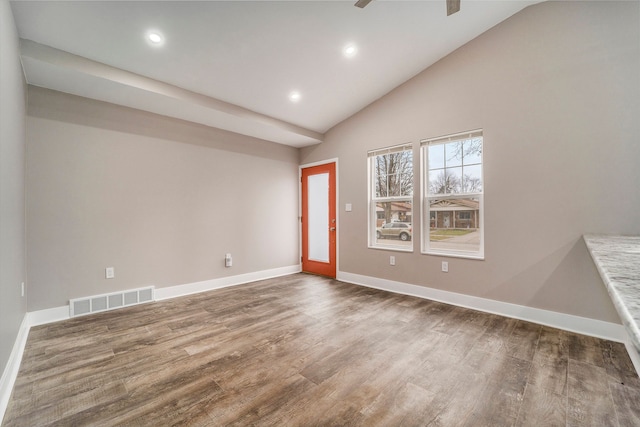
[
  {"left": 441, "top": 261, "right": 449, "bottom": 273},
  {"left": 225, "top": 253, "right": 232, "bottom": 267},
  {"left": 21, "top": 282, "right": 24, "bottom": 297},
  {"left": 105, "top": 267, "right": 115, "bottom": 279},
  {"left": 390, "top": 256, "right": 396, "bottom": 266}
]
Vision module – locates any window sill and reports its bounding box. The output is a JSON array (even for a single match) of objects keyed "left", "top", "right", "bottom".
[
  {"left": 369, "top": 244, "right": 414, "bottom": 253},
  {"left": 421, "top": 249, "right": 484, "bottom": 260}
]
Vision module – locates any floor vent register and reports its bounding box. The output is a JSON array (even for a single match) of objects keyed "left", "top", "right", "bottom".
[{"left": 69, "top": 286, "right": 155, "bottom": 317}]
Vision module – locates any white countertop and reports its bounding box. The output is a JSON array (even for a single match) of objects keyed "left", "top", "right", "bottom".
[{"left": 584, "top": 235, "right": 640, "bottom": 352}]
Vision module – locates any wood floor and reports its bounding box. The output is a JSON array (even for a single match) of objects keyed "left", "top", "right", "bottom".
[{"left": 3, "top": 274, "right": 639, "bottom": 426}]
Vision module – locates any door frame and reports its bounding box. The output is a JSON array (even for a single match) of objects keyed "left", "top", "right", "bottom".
[{"left": 299, "top": 158, "right": 339, "bottom": 277}]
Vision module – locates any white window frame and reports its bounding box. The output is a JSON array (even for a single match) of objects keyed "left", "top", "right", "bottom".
[
  {"left": 368, "top": 143, "right": 414, "bottom": 252},
  {"left": 421, "top": 130, "right": 484, "bottom": 260}
]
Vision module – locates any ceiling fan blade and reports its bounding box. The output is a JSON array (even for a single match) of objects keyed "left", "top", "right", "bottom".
[
  {"left": 447, "top": 0, "right": 460, "bottom": 16},
  {"left": 354, "top": 0, "right": 373, "bottom": 9}
]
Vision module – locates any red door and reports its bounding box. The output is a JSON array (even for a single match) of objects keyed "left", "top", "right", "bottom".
[{"left": 301, "top": 162, "right": 336, "bottom": 278}]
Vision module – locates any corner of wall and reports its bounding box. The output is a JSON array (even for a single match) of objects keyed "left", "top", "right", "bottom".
[
  {"left": 0, "top": 314, "right": 29, "bottom": 425},
  {"left": 0, "top": 0, "right": 28, "bottom": 416}
]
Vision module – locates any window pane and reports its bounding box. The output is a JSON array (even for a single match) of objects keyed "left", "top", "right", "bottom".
[
  {"left": 447, "top": 167, "right": 462, "bottom": 193},
  {"left": 445, "top": 141, "right": 463, "bottom": 167},
  {"left": 422, "top": 133, "right": 483, "bottom": 258},
  {"left": 428, "top": 197, "right": 480, "bottom": 253},
  {"left": 428, "top": 144, "right": 445, "bottom": 170},
  {"left": 374, "top": 151, "right": 413, "bottom": 197},
  {"left": 374, "top": 201, "right": 412, "bottom": 247},
  {"left": 375, "top": 155, "right": 388, "bottom": 197},
  {"left": 428, "top": 170, "right": 444, "bottom": 194},
  {"left": 429, "top": 168, "right": 463, "bottom": 195},
  {"left": 462, "top": 138, "right": 482, "bottom": 165},
  {"left": 462, "top": 164, "right": 482, "bottom": 193},
  {"left": 370, "top": 144, "right": 414, "bottom": 251}
]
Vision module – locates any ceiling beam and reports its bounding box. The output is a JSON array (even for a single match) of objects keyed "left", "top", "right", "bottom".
[{"left": 20, "top": 39, "right": 324, "bottom": 146}]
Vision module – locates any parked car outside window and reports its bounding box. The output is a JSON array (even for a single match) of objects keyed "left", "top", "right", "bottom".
[{"left": 376, "top": 222, "right": 412, "bottom": 241}]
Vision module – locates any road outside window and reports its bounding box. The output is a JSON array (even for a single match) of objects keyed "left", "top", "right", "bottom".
[
  {"left": 368, "top": 144, "right": 413, "bottom": 251},
  {"left": 421, "top": 131, "right": 484, "bottom": 259}
]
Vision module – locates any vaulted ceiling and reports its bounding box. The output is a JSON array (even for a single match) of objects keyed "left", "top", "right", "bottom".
[{"left": 10, "top": 1, "right": 541, "bottom": 147}]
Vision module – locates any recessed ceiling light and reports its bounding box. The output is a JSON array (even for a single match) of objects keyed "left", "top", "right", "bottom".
[
  {"left": 146, "top": 31, "right": 164, "bottom": 46},
  {"left": 343, "top": 44, "right": 358, "bottom": 58},
  {"left": 289, "top": 91, "right": 301, "bottom": 103}
]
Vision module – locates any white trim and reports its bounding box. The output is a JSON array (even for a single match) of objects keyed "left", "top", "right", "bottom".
[
  {"left": 367, "top": 244, "right": 413, "bottom": 253},
  {"left": 155, "top": 264, "right": 300, "bottom": 301},
  {"left": 368, "top": 144, "right": 415, "bottom": 252},
  {"left": 367, "top": 154, "right": 373, "bottom": 248},
  {"left": 2, "top": 267, "right": 637, "bottom": 423},
  {"left": 624, "top": 340, "right": 640, "bottom": 375},
  {"left": 27, "top": 305, "right": 70, "bottom": 327},
  {"left": 0, "top": 316, "right": 29, "bottom": 425},
  {"left": 420, "top": 128, "right": 483, "bottom": 146},
  {"left": 420, "top": 145, "right": 427, "bottom": 254},
  {"left": 420, "top": 132, "right": 484, "bottom": 260},
  {"left": 20, "top": 269, "right": 634, "bottom": 349},
  {"left": 0, "top": 264, "right": 300, "bottom": 423},
  {"left": 367, "top": 142, "right": 413, "bottom": 157},
  {"left": 422, "top": 249, "right": 485, "bottom": 261},
  {"left": 337, "top": 271, "right": 628, "bottom": 344},
  {"left": 1, "top": 306, "right": 74, "bottom": 423},
  {"left": 299, "top": 158, "right": 339, "bottom": 170}
]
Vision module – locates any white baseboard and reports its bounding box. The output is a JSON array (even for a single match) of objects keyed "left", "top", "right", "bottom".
[
  {"left": 0, "top": 264, "right": 301, "bottom": 423},
  {"left": 339, "top": 271, "right": 640, "bottom": 373},
  {"left": 2, "top": 265, "right": 633, "bottom": 424},
  {"left": 624, "top": 340, "right": 640, "bottom": 375},
  {"left": 337, "top": 271, "right": 627, "bottom": 343},
  {"left": 21, "top": 265, "right": 303, "bottom": 325},
  {"left": 0, "top": 315, "right": 29, "bottom": 426},
  {"left": 27, "top": 305, "right": 70, "bottom": 327},
  {"left": 154, "top": 264, "right": 301, "bottom": 301}
]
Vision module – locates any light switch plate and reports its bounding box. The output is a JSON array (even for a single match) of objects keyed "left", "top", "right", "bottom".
[
  {"left": 345, "top": 203, "right": 352, "bottom": 212},
  {"left": 106, "top": 267, "right": 115, "bottom": 279}
]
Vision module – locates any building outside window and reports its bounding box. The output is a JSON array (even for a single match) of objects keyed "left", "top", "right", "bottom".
[
  {"left": 421, "top": 130, "right": 483, "bottom": 259},
  {"left": 368, "top": 143, "right": 413, "bottom": 251}
]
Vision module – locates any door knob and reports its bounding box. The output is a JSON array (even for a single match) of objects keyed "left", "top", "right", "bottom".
[{"left": 330, "top": 227, "right": 336, "bottom": 231}]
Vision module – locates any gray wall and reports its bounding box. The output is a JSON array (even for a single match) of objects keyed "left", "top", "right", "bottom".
[
  {"left": 301, "top": 1, "right": 639, "bottom": 322},
  {"left": 16, "top": 1, "right": 640, "bottom": 323},
  {"left": 0, "top": 0, "right": 27, "bottom": 373},
  {"left": 26, "top": 87, "right": 300, "bottom": 311}
]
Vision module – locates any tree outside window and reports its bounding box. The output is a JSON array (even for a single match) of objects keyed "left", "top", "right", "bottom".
[
  {"left": 422, "top": 131, "right": 484, "bottom": 259},
  {"left": 369, "top": 144, "right": 413, "bottom": 250}
]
